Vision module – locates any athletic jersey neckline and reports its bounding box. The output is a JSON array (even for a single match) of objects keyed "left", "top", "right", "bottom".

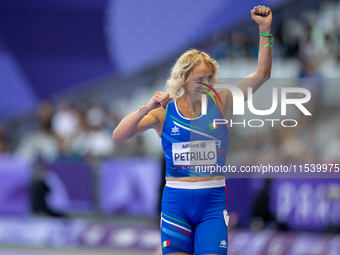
[{"left": 174, "top": 98, "right": 204, "bottom": 120}]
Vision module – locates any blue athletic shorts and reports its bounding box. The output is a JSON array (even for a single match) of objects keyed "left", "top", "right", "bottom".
[{"left": 161, "top": 180, "right": 229, "bottom": 255}]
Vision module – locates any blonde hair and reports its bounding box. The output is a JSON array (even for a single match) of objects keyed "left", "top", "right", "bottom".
[{"left": 165, "top": 49, "right": 219, "bottom": 98}]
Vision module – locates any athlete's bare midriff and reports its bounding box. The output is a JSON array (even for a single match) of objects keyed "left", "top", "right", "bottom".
[{"left": 166, "top": 175, "right": 225, "bottom": 182}]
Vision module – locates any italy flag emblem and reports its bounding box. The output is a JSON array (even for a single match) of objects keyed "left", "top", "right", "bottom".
[
  {"left": 209, "top": 122, "right": 219, "bottom": 131},
  {"left": 162, "top": 240, "right": 170, "bottom": 248}
]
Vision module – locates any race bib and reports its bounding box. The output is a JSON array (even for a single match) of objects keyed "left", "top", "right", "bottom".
[{"left": 172, "top": 140, "right": 217, "bottom": 169}]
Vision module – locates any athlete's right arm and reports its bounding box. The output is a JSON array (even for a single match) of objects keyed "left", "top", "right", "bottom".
[{"left": 112, "top": 92, "right": 173, "bottom": 143}]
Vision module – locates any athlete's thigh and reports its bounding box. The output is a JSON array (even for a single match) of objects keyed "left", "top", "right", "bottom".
[
  {"left": 194, "top": 215, "right": 228, "bottom": 255},
  {"left": 161, "top": 186, "right": 194, "bottom": 255},
  {"left": 161, "top": 212, "right": 194, "bottom": 254}
]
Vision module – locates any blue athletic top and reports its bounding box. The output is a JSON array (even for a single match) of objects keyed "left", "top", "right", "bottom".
[{"left": 161, "top": 96, "right": 229, "bottom": 177}]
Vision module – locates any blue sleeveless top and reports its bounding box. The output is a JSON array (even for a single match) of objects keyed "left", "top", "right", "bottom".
[{"left": 161, "top": 96, "right": 229, "bottom": 178}]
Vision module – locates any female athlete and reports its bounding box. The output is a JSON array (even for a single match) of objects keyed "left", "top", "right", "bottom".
[{"left": 113, "top": 5, "right": 272, "bottom": 255}]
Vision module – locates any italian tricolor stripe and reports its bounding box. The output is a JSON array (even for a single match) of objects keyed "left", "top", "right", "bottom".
[
  {"left": 209, "top": 122, "right": 219, "bottom": 130},
  {"left": 170, "top": 226, "right": 191, "bottom": 236},
  {"left": 163, "top": 213, "right": 191, "bottom": 227},
  {"left": 162, "top": 240, "right": 170, "bottom": 248}
]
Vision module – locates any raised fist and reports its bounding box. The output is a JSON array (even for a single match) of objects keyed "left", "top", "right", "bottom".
[{"left": 251, "top": 5, "right": 272, "bottom": 27}]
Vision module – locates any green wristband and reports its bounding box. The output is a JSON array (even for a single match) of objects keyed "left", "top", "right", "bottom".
[{"left": 259, "top": 32, "right": 274, "bottom": 47}]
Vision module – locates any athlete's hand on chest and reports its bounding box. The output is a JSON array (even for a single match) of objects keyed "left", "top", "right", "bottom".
[{"left": 145, "top": 92, "right": 173, "bottom": 112}]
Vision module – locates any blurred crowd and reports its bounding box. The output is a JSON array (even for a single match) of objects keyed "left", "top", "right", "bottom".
[
  {"left": 0, "top": 101, "right": 147, "bottom": 164},
  {"left": 204, "top": 21, "right": 340, "bottom": 65},
  {"left": 201, "top": 1, "right": 340, "bottom": 77},
  {"left": 241, "top": 115, "right": 337, "bottom": 166},
  {"left": 229, "top": 111, "right": 340, "bottom": 167}
]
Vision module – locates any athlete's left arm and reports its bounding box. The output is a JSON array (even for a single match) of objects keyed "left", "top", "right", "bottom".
[{"left": 234, "top": 5, "right": 273, "bottom": 101}]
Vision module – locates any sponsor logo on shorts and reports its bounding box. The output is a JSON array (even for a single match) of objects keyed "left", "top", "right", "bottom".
[{"left": 220, "top": 239, "right": 227, "bottom": 248}]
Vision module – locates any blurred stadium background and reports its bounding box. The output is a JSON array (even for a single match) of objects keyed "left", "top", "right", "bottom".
[{"left": 0, "top": 0, "right": 340, "bottom": 254}]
